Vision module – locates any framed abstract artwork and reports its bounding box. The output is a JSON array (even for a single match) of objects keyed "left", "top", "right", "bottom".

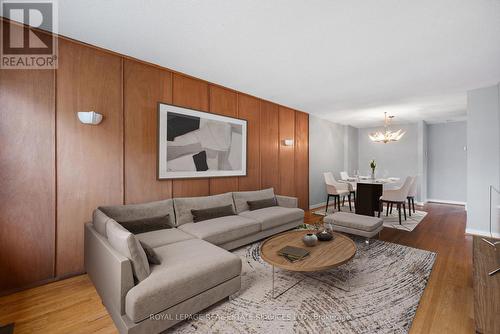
[{"left": 158, "top": 103, "right": 247, "bottom": 179}]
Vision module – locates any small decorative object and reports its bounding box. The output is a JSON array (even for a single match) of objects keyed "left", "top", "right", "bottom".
[
  {"left": 310, "top": 217, "right": 324, "bottom": 232},
  {"left": 324, "top": 221, "right": 334, "bottom": 234},
  {"left": 370, "top": 159, "right": 376, "bottom": 180},
  {"left": 302, "top": 233, "right": 318, "bottom": 247},
  {"left": 316, "top": 230, "right": 333, "bottom": 241}
]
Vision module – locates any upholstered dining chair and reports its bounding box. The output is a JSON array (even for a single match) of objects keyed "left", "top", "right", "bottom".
[
  {"left": 378, "top": 176, "right": 414, "bottom": 224},
  {"left": 324, "top": 172, "right": 350, "bottom": 213},
  {"left": 339, "top": 172, "right": 356, "bottom": 206},
  {"left": 340, "top": 171, "right": 356, "bottom": 182},
  {"left": 407, "top": 176, "right": 417, "bottom": 216}
]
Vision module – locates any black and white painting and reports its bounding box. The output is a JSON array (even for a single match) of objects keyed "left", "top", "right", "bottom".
[{"left": 158, "top": 103, "right": 247, "bottom": 179}]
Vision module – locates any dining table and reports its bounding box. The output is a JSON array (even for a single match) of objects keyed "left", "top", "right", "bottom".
[{"left": 352, "top": 178, "right": 400, "bottom": 217}]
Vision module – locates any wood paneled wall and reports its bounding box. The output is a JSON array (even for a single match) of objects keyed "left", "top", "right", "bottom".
[
  {"left": 0, "top": 69, "right": 56, "bottom": 294},
  {"left": 0, "top": 33, "right": 309, "bottom": 294},
  {"left": 56, "top": 40, "right": 124, "bottom": 276}
]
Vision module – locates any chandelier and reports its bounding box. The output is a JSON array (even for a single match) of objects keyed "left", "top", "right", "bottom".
[{"left": 369, "top": 112, "right": 406, "bottom": 143}]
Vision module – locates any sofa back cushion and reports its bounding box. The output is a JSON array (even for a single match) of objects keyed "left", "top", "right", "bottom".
[
  {"left": 173, "top": 192, "right": 234, "bottom": 226},
  {"left": 98, "top": 199, "right": 175, "bottom": 228},
  {"left": 106, "top": 220, "right": 150, "bottom": 282},
  {"left": 232, "top": 188, "right": 275, "bottom": 213},
  {"left": 93, "top": 208, "right": 114, "bottom": 237}
]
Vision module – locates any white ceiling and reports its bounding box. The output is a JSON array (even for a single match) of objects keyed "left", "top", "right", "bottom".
[{"left": 30, "top": 1, "right": 500, "bottom": 126}]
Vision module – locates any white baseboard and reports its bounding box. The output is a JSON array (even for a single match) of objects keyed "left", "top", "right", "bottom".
[
  {"left": 426, "top": 199, "right": 466, "bottom": 206},
  {"left": 309, "top": 202, "right": 327, "bottom": 210},
  {"left": 311, "top": 199, "right": 467, "bottom": 210},
  {"left": 465, "top": 228, "right": 500, "bottom": 239}
]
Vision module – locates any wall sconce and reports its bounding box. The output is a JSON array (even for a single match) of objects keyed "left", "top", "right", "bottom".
[
  {"left": 77, "top": 111, "right": 103, "bottom": 125},
  {"left": 282, "top": 139, "right": 294, "bottom": 146}
]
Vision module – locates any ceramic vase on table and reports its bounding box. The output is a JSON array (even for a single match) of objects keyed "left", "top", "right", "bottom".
[{"left": 302, "top": 233, "right": 318, "bottom": 247}]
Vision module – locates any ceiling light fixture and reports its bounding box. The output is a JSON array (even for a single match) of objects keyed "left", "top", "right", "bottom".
[{"left": 369, "top": 112, "right": 405, "bottom": 143}]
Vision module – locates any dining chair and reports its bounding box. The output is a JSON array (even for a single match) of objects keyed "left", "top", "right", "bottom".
[
  {"left": 323, "top": 172, "right": 350, "bottom": 213},
  {"left": 339, "top": 172, "right": 356, "bottom": 205},
  {"left": 407, "top": 176, "right": 417, "bottom": 216},
  {"left": 378, "top": 176, "right": 414, "bottom": 224},
  {"left": 340, "top": 171, "right": 356, "bottom": 181}
]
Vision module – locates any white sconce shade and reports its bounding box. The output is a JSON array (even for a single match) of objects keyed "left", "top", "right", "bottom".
[
  {"left": 283, "top": 139, "right": 294, "bottom": 146},
  {"left": 77, "top": 111, "right": 103, "bottom": 125}
]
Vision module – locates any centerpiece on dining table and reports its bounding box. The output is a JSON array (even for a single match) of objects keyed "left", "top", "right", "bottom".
[{"left": 370, "top": 159, "right": 376, "bottom": 180}]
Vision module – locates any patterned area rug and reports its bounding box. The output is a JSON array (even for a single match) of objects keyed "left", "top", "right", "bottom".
[
  {"left": 169, "top": 238, "right": 436, "bottom": 333},
  {"left": 313, "top": 205, "right": 428, "bottom": 232}
]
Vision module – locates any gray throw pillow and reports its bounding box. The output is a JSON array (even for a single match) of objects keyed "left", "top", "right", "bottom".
[
  {"left": 191, "top": 204, "right": 236, "bottom": 223},
  {"left": 106, "top": 220, "right": 150, "bottom": 282},
  {"left": 247, "top": 197, "right": 277, "bottom": 211},
  {"left": 139, "top": 241, "right": 161, "bottom": 265},
  {"left": 119, "top": 214, "right": 171, "bottom": 234}
]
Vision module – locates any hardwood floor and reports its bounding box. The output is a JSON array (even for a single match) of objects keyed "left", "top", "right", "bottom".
[{"left": 0, "top": 203, "right": 473, "bottom": 333}]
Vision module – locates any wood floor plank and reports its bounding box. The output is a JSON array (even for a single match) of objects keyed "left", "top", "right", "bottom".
[{"left": 0, "top": 203, "right": 475, "bottom": 333}]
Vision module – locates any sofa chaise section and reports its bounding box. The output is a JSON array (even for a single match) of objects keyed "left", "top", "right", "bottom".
[
  {"left": 125, "top": 238, "right": 241, "bottom": 323},
  {"left": 85, "top": 198, "right": 242, "bottom": 334}
]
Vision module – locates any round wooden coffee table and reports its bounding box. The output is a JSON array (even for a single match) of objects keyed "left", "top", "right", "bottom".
[{"left": 260, "top": 230, "right": 357, "bottom": 298}]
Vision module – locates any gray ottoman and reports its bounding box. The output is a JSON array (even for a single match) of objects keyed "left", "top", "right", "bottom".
[{"left": 324, "top": 212, "right": 383, "bottom": 240}]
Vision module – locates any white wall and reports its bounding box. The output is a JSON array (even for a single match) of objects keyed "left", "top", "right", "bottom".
[
  {"left": 358, "top": 124, "right": 419, "bottom": 174},
  {"left": 417, "top": 121, "right": 429, "bottom": 202},
  {"left": 344, "top": 125, "right": 359, "bottom": 173},
  {"left": 427, "top": 121, "right": 467, "bottom": 203},
  {"left": 309, "top": 115, "right": 358, "bottom": 207},
  {"left": 466, "top": 83, "right": 500, "bottom": 237}
]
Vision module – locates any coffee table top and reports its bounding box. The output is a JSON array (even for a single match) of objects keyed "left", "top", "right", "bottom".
[{"left": 260, "top": 230, "right": 357, "bottom": 272}]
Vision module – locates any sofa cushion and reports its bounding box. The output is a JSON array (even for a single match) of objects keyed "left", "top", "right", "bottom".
[
  {"left": 178, "top": 215, "right": 261, "bottom": 245},
  {"left": 92, "top": 208, "right": 114, "bottom": 237},
  {"left": 232, "top": 188, "right": 275, "bottom": 213},
  {"left": 106, "top": 220, "right": 150, "bottom": 282},
  {"left": 191, "top": 204, "right": 236, "bottom": 223},
  {"left": 136, "top": 229, "right": 194, "bottom": 248},
  {"left": 120, "top": 214, "right": 171, "bottom": 234},
  {"left": 239, "top": 206, "right": 304, "bottom": 230},
  {"left": 324, "top": 212, "right": 383, "bottom": 232},
  {"left": 99, "top": 199, "right": 176, "bottom": 228},
  {"left": 125, "top": 239, "right": 241, "bottom": 322},
  {"left": 173, "top": 192, "right": 235, "bottom": 226}
]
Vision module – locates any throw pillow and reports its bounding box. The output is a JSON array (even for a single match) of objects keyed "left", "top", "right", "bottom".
[
  {"left": 106, "top": 220, "right": 150, "bottom": 282},
  {"left": 247, "top": 197, "right": 277, "bottom": 211},
  {"left": 139, "top": 241, "right": 161, "bottom": 265},
  {"left": 191, "top": 204, "right": 236, "bottom": 223},
  {"left": 119, "top": 214, "right": 171, "bottom": 234}
]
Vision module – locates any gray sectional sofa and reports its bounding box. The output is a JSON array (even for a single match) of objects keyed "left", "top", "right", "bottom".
[{"left": 84, "top": 188, "right": 304, "bottom": 334}]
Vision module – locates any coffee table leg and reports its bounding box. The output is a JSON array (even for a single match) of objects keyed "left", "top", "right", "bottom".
[
  {"left": 272, "top": 265, "right": 275, "bottom": 299},
  {"left": 304, "top": 264, "right": 352, "bottom": 293},
  {"left": 270, "top": 267, "right": 306, "bottom": 299},
  {"left": 347, "top": 266, "right": 351, "bottom": 292}
]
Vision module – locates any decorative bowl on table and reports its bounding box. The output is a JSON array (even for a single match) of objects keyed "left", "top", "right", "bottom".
[{"left": 316, "top": 230, "right": 333, "bottom": 241}]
